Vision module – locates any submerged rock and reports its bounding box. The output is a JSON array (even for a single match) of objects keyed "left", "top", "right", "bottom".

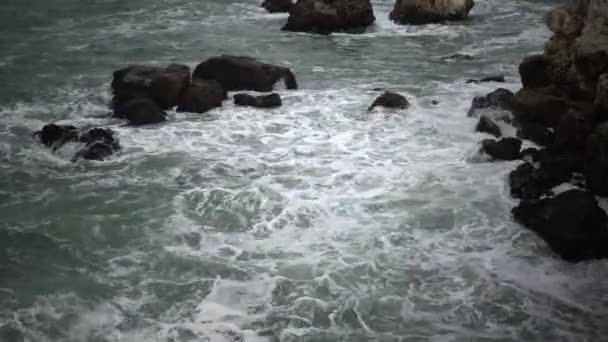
[
  {"left": 193, "top": 55, "right": 297, "bottom": 92},
  {"left": 234, "top": 93, "right": 282, "bottom": 108},
  {"left": 475, "top": 115, "right": 501, "bottom": 137},
  {"left": 465, "top": 75, "right": 505, "bottom": 84},
  {"left": 114, "top": 97, "right": 166, "bottom": 126},
  {"left": 262, "top": 0, "right": 293, "bottom": 13},
  {"left": 282, "top": 0, "right": 375, "bottom": 34},
  {"left": 480, "top": 137, "right": 521, "bottom": 161},
  {"left": 368, "top": 91, "right": 409, "bottom": 111},
  {"left": 111, "top": 64, "right": 190, "bottom": 110},
  {"left": 35, "top": 125, "right": 120, "bottom": 161},
  {"left": 513, "top": 189, "right": 608, "bottom": 262},
  {"left": 390, "top": 0, "right": 475, "bottom": 25},
  {"left": 177, "top": 80, "right": 226, "bottom": 114}
]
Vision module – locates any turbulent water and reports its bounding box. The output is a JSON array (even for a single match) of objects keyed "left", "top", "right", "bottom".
[{"left": 1, "top": 0, "right": 608, "bottom": 341}]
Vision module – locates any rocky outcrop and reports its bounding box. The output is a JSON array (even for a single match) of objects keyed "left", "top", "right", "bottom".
[
  {"left": 234, "top": 93, "right": 282, "bottom": 108},
  {"left": 111, "top": 64, "right": 190, "bottom": 111},
  {"left": 390, "top": 0, "right": 475, "bottom": 25},
  {"left": 467, "top": 88, "right": 514, "bottom": 118},
  {"left": 368, "top": 91, "right": 410, "bottom": 111},
  {"left": 113, "top": 97, "right": 166, "bottom": 126},
  {"left": 480, "top": 137, "right": 521, "bottom": 161},
  {"left": 282, "top": 0, "right": 375, "bottom": 34},
  {"left": 177, "top": 80, "right": 226, "bottom": 114},
  {"left": 262, "top": 0, "right": 293, "bottom": 13},
  {"left": 513, "top": 190, "right": 608, "bottom": 262},
  {"left": 193, "top": 55, "right": 297, "bottom": 92},
  {"left": 34, "top": 124, "right": 121, "bottom": 161}
]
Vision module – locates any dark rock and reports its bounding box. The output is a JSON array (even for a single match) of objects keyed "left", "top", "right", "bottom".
[
  {"left": 512, "top": 189, "right": 608, "bottom": 262},
  {"left": 262, "top": 0, "right": 293, "bottom": 13},
  {"left": 511, "top": 86, "right": 578, "bottom": 127},
  {"left": 516, "top": 122, "right": 555, "bottom": 146},
  {"left": 192, "top": 55, "right": 297, "bottom": 92},
  {"left": 465, "top": 75, "right": 505, "bottom": 84},
  {"left": 520, "top": 147, "right": 540, "bottom": 162},
  {"left": 509, "top": 162, "right": 571, "bottom": 199},
  {"left": 553, "top": 107, "right": 597, "bottom": 151},
  {"left": 177, "top": 80, "right": 225, "bottom": 114},
  {"left": 33, "top": 124, "right": 78, "bottom": 151},
  {"left": 390, "top": 0, "right": 475, "bottom": 25},
  {"left": 545, "top": 6, "right": 583, "bottom": 37},
  {"left": 114, "top": 97, "right": 166, "bottom": 126},
  {"left": 467, "top": 88, "right": 514, "bottom": 117},
  {"left": 480, "top": 137, "right": 522, "bottom": 161},
  {"left": 282, "top": 0, "right": 375, "bottom": 34},
  {"left": 368, "top": 91, "right": 409, "bottom": 110},
  {"left": 519, "top": 54, "right": 552, "bottom": 89},
  {"left": 111, "top": 64, "right": 190, "bottom": 110},
  {"left": 585, "top": 122, "right": 608, "bottom": 195},
  {"left": 475, "top": 115, "right": 501, "bottom": 137},
  {"left": 234, "top": 93, "right": 282, "bottom": 108}
]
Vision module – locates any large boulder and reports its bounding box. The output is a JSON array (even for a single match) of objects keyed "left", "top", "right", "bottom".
[
  {"left": 111, "top": 64, "right": 190, "bottom": 110},
  {"left": 511, "top": 86, "right": 582, "bottom": 127},
  {"left": 512, "top": 189, "right": 608, "bottom": 262},
  {"left": 368, "top": 91, "right": 409, "bottom": 111},
  {"left": 282, "top": 0, "right": 375, "bottom": 34},
  {"left": 114, "top": 97, "right": 167, "bottom": 126},
  {"left": 390, "top": 0, "right": 475, "bottom": 25},
  {"left": 234, "top": 93, "right": 282, "bottom": 108},
  {"left": 192, "top": 55, "right": 297, "bottom": 92},
  {"left": 480, "top": 137, "right": 521, "bottom": 161},
  {"left": 519, "top": 55, "right": 552, "bottom": 89},
  {"left": 584, "top": 122, "right": 608, "bottom": 195},
  {"left": 177, "top": 80, "right": 226, "bottom": 114},
  {"left": 262, "top": 0, "right": 293, "bottom": 13}
]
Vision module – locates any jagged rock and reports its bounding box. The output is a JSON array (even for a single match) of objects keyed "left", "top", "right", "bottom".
[
  {"left": 475, "top": 115, "right": 501, "bottom": 137},
  {"left": 480, "top": 137, "right": 521, "bottom": 161},
  {"left": 33, "top": 124, "right": 78, "bottom": 151},
  {"left": 177, "top": 80, "right": 225, "bottom": 114},
  {"left": 545, "top": 6, "right": 583, "bottom": 37},
  {"left": 234, "top": 93, "right": 282, "bottom": 108},
  {"left": 114, "top": 97, "right": 166, "bottom": 126},
  {"left": 465, "top": 75, "right": 505, "bottom": 84},
  {"left": 262, "top": 0, "right": 293, "bottom": 13},
  {"left": 519, "top": 55, "right": 552, "bottom": 89},
  {"left": 512, "top": 189, "right": 608, "bottom": 262},
  {"left": 467, "top": 88, "right": 514, "bottom": 117},
  {"left": 509, "top": 162, "right": 571, "bottom": 199},
  {"left": 368, "top": 91, "right": 409, "bottom": 111},
  {"left": 111, "top": 64, "right": 190, "bottom": 110},
  {"left": 585, "top": 122, "right": 608, "bottom": 195},
  {"left": 516, "top": 122, "right": 555, "bottom": 146},
  {"left": 282, "top": 0, "right": 375, "bottom": 34},
  {"left": 390, "top": 0, "right": 475, "bottom": 25},
  {"left": 192, "top": 55, "right": 297, "bottom": 92}
]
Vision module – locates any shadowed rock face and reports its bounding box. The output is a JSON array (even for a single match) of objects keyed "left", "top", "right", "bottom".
[
  {"left": 192, "top": 55, "right": 297, "bottom": 92},
  {"left": 390, "top": 0, "right": 474, "bottom": 25},
  {"left": 282, "top": 0, "right": 375, "bottom": 34}
]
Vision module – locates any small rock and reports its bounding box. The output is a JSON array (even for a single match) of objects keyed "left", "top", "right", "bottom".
[
  {"left": 368, "top": 91, "right": 409, "bottom": 111},
  {"left": 234, "top": 93, "right": 282, "bottom": 108},
  {"left": 475, "top": 115, "right": 501, "bottom": 137},
  {"left": 512, "top": 189, "right": 608, "bottom": 262},
  {"left": 480, "top": 137, "right": 521, "bottom": 161},
  {"left": 465, "top": 75, "right": 505, "bottom": 84}
]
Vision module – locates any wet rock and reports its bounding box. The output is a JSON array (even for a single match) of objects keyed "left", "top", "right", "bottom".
[
  {"left": 390, "top": 0, "right": 475, "bottom": 25},
  {"left": 545, "top": 6, "right": 583, "bottom": 37},
  {"left": 520, "top": 147, "right": 540, "bottom": 162},
  {"left": 441, "top": 53, "right": 475, "bottom": 62},
  {"left": 475, "top": 115, "right": 501, "bottom": 137},
  {"left": 519, "top": 55, "right": 552, "bottom": 89},
  {"left": 467, "top": 88, "right": 514, "bottom": 117},
  {"left": 262, "top": 0, "right": 293, "bottom": 13},
  {"left": 111, "top": 64, "right": 190, "bottom": 110},
  {"left": 508, "top": 162, "right": 571, "bottom": 199},
  {"left": 33, "top": 124, "right": 78, "bottom": 151},
  {"left": 512, "top": 189, "right": 608, "bottom": 262},
  {"left": 177, "top": 80, "right": 225, "bottom": 114},
  {"left": 282, "top": 0, "right": 375, "bottom": 34},
  {"left": 234, "top": 93, "right": 282, "bottom": 108},
  {"left": 553, "top": 108, "right": 597, "bottom": 151},
  {"left": 368, "top": 91, "right": 409, "bottom": 111},
  {"left": 511, "top": 86, "right": 575, "bottom": 127},
  {"left": 114, "top": 97, "right": 166, "bottom": 126},
  {"left": 192, "top": 55, "right": 297, "bottom": 92},
  {"left": 584, "top": 122, "right": 608, "bottom": 195},
  {"left": 516, "top": 122, "right": 555, "bottom": 147},
  {"left": 465, "top": 75, "right": 505, "bottom": 84},
  {"left": 480, "top": 137, "right": 521, "bottom": 161}
]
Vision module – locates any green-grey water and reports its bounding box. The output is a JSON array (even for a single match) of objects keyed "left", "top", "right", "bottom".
[{"left": 1, "top": 0, "right": 608, "bottom": 341}]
